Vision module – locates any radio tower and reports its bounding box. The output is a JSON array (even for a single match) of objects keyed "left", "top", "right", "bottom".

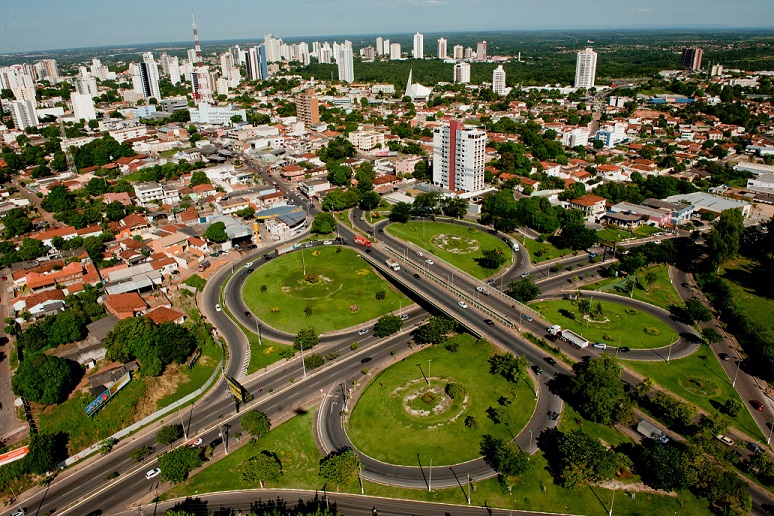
[{"left": 192, "top": 11, "right": 202, "bottom": 63}]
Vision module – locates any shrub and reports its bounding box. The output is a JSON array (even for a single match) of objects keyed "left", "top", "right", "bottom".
[
  {"left": 304, "top": 353, "right": 325, "bottom": 370},
  {"left": 464, "top": 416, "right": 477, "bottom": 429},
  {"left": 375, "top": 290, "right": 386, "bottom": 300},
  {"left": 445, "top": 341, "right": 460, "bottom": 352},
  {"left": 445, "top": 382, "right": 467, "bottom": 399},
  {"left": 260, "top": 285, "right": 267, "bottom": 292}
]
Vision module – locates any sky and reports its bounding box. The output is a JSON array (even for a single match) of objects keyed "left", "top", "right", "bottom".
[{"left": 1, "top": 0, "right": 773, "bottom": 54}]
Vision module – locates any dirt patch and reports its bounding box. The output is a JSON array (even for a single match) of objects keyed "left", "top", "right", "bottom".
[
  {"left": 134, "top": 365, "right": 185, "bottom": 419},
  {"left": 597, "top": 479, "right": 678, "bottom": 497},
  {"left": 430, "top": 233, "right": 479, "bottom": 254}
]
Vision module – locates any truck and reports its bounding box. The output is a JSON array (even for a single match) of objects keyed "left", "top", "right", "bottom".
[
  {"left": 274, "top": 243, "right": 296, "bottom": 256},
  {"left": 560, "top": 329, "right": 589, "bottom": 349},
  {"left": 354, "top": 235, "right": 372, "bottom": 247},
  {"left": 546, "top": 325, "right": 562, "bottom": 336},
  {"left": 636, "top": 419, "right": 669, "bottom": 443},
  {"left": 385, "top": 259, "right": 400, "bottom": 271}
]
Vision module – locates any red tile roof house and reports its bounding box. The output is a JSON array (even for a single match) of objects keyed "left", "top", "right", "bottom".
[
  {"left": 104, "top": 292, "right": 147, "bottom": 319},
  {"left": 12, "top": 289, "right": 66, "bottom": 319},
  {"left": 567, "top": 194, "right": 608, "bottom": 221},
  {"left": 144, "top": 306, "right": 186, "bottom": 325}
]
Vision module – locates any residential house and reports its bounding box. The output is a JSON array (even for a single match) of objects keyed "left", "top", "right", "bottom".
[
  {"left": 566, "top": 194, "right": 607, "bottom": 221},
  {"left": 104, "top": 292, "right": 148, "bottom": 319}
]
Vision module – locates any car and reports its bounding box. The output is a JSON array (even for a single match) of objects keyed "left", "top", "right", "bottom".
[
  {"left": 748, "top": 441, "right": 764, "bottom": 455},
  {"left": 476, "top": 286, "right": 490, "bottom": 295},
  {"left": 520, "top": 272, "right": 529, "bottom": 279},
  {"left": 365, "top": 249, "right": 372, "bottom": 254},
  {"left": 484, "top": 319, "right": 496, "bottom": 327},
  {"left": 10, "top": 509, "right": 26, "bottom": 516},
  {"left": 263, "top": 255, "right": 272, "bottom": 261},
  {"left": 618, "top": 346, "right": 630, "bottom": 353},
  {"left": 244, "top": 311, "right": 252, "bottom": 318},
  {"left": 425, "top": 259, "right": 434, "bottom": 265},
  {"left": 145, "top": 468, "right": 161, "bottom": 480},
  {"left": 719, "top": 352, "right": 730, "bottom": 361},
  {"left": 247, "top": 244, "right": 257, "bottom": 250},
  {"left": 588, "top": 252, "right": 597, "bottom": 259},
  {"left": 522, "top": 314, "right": 533, "bottom": 322},
  {"left": 304, "top": 243, "right": 313, "bottom": 248},
  {"left": 190, "top": 437, "right": 203, "bottom": 447},
  {"left": 681, "top": 282, "right": 690, "bottom": 288},
  {"left": 413, "top": 273, "right": 421, "bottom": 280},
  {"left": 458, "top": 301, "right": 468, "bottom": 309},
  {"left": 378, "top": 229, "right": 384, "bottom": 234},
  {"left": 210, "top": 252, "right": 219, "bottom": 258},
  {"left": 400, "top": 314, "right": 410, "bottom": 321},
  {"left": 357, "top": 328, "right": 369, "bottom": 336},
  {"left": 215, "top": 304, "right": 222, "bottom": 312},
  {"left": 323, "top": 240, "right": 333, "bottom": 245},
  {"left": 592, "top": 342, "right": 607, "bottom": 349},
  {"left": 716, "top": 435, "right": 735, "bottom": 446},
  {"left": 531, "top": 365, "right": 543, "bottom": 375},
  {"left": 210, "top": 437, "right": 223, "bottom": 447},
  {"left": 366, "top": 230, "right": 374, "bottom": 235},
  {"left": 751, "top": 400, "right": 765, "bottom": 411},
  {"left": 416, "top": 251, "right": 423, "bottom": 257},
  {"left": 620, "top": 250, "right": 630, "bottom": 255},
  {"left": 247, "top": 268, "right": 254, "bottom": 273},
  {"left": 544, "top": 356, "right": 557, "bottom": 366},
  {"left": 653, "top": 239, "right": 662, "bottom": 245},
  {"left": 245, "top": 262, "right": 253, "bottom": 267},
  {"left": 361, "top": 357, "right": 373, "bottom": 364},
  {"left": 360, "top": 216, "right": 365, "bottom": 221}
]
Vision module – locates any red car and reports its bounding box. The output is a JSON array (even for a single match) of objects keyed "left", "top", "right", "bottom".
[{"left": 751, "top": 400, "right": 765, "bottom": 411}]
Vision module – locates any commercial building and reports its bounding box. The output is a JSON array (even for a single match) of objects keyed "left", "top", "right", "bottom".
[
  {"left": 137, "top": 52, "right": 161, "bottom": 101},
  {"left": 492, "top": 65, "right": 506, "bottom": 95},
  {"left": 432, "top": 120, "right": 486, "bottom": 193},
  {"left": 664, "top": 191, "right": 751, "bottom": 218},
  {"left": 575, "top": 48, "right": 597, "bottom": 90},
  {"left": 296, "top": 89, "right": 320, "bottom": 128},
  {"left": 437, "top": 38, "right": 447, "bottom": 59},
  {"left": 188, "top": 103, "right": 247, "bottom": 125},
  {"left": 337, "top": 47, "right": 354, "bottom": 83},
  {"left": 453, "top": 62, "right": 471, "bottom": 84},
  {"left": 681, "top": 47, "right": 703, "bottom": 71},
  {"left": 413, "top": 32, "right": 424, "bottom": 59},
  {"left": 9, "top": 100, "right": 38, "bottom": 131},
  {"left": 70, "top": 92, "right": 97, "bottom": 122}
]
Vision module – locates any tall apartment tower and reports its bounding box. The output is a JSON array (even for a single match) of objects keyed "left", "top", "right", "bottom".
[
  {"left": 376, "top": 37, "right": 383, "bottom": 56},
  {"left": 574, "top": 48, "right": 597, "bottom": 90},
  {"left": 413, "top": 33, "right": 424, "bottom": 59},
  {"left": 297, "top": 89, "right": 320, "bottom": 128},
  {"left": 246, "top": 46, "right": 263, "bottom": 81},
  {"left": 453, "top": 45, "right": 464, "bottom": 60},
  {"left": 432, "top": 120, "right": 486, "bottom": 193},
  {"left": 138, "top": 52, "right": 161, "bottom": 100},
  {"left": 70, "top": 92, "right": 97, "bottom": 122},
  {"left": 337, "top": 48, "right": 354, "bottom": 83},
  {"left": 681, "top": 47, "right": 703, "bottom": 71},
  {"left": 437, "top": 38, "right": 448, "bottom": 59},
  {"left": 75, "top": 67, "right": 99, "bottom": 97},
  {"left": 192, "top": 66, "right": 213, "bottom": 103},
  {"left": 9, "top": 100, "right": 38, "bottom": 130},
  {"left": 453, "top": 62, "right": 471, "bottom": 84},
  {"left": 390, "top": 43, "right": 402, "bottom": 60},
  {"left": 35, "top": 59, "right": 60, "bottom": 82},
  {"left": 492, "top": 65, "right": 506, "bottom": 95},
  {"left": 382, "top": 39, "right": 390, "bottom": 56},
  {"left": 475, "top": 41, "right": 487, "bottom": 62}
]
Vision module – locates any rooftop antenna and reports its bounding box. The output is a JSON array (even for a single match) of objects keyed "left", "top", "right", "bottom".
[{"left": 192, "top": 11, "right": 202, "bottom": 63}]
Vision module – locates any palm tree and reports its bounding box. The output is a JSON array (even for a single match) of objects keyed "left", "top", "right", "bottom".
[
  {"left": 578, "top": 299, "right": 591, "bottom": 319},
  {"left": 643, "top": 271, "right": 658, "bottom": 291},
  {"left": 592, "top": 302, "right": 604, "bottom": 319}
]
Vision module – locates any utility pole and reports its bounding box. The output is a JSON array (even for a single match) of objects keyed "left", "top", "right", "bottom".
[{"left": 428, "top": 458, "right": 432, "bottom": 492}]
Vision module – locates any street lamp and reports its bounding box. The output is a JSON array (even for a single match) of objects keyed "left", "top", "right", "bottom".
[
  {"left": 427, "top": 359, "right": 432, "bottom": 382},
  {"left": 299, "top": 341, "right": 307, "bottom": 378},
  {"left": 256, "top": 322, "right": 262, "bottom": 346}
]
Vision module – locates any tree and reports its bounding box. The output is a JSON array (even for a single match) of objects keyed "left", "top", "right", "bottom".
[
  {"left": 158, "top": 446, "right": 204, "bottom": 483},
  {"left": 319, "top": 448, "right": 361, "bottom": 489},
  {"left": 389, "top": 201, "right": 413, "bottom": 223},
  {"left": 129, "top": 446, "right": 154, "bottom": 463},
  {"left": 2, "top": 208, "right": 32, "bottom": 238},
  {"left": 441, "top": 197, "right": 469, "bottom": 219},
  {"left": 488, "top": 353, "right": 528, "bottom": 383},
  {"left": 189, "top": 170, "right": 211, "bottom": 187},
  {"left": 685, "top": 298, "right": 712, "bottom": 323},
  {"left": 480, "top": 435, "right": 532, "bottom": 478},
  {"left": 359, "top": 190, "right": 381, "bottom": 211},
  {"left": 294, "top": 327, "right": 319, "bottom": 351},
  {"left": 506, "top": 278, "right": 539, "bottom": 303},
  {"left": 16, "top": 237, "right": 47, "bottom": 261},
  {"left": 577, "top": 299, "right": 591, "bottom": 319},
  {"left": 638, "top": 444, "right": 694, "bottom": 491},
  {"left": 373, "top": 314, "right": 403, "bottom": 337},
  {"left": 643, "top": 271, "right": 658, "bottom": 290},
  {"left": 26, "top": 433, "right": 66, "bottom": 474},
  {"left": 310, "top": 212, "right": 336, "bottom": 234},
  {"left": 476, "top": 248, "right": 507, "bottom": 270},
  {"left": 722, "top": 398, "right": 742, "bottom": 418},
  {"left": 413, "top": 316, "right": 457, "bottom": 345},
  {"left": 241, "top": 410, "right": 271, "bottom": 438},
  {"left": 157, "top": 424, "right": 184, "bottom": 446},
  {"left": 241, "top": 450, "right": 283, "bottom": 487},
  {"left": 11, "top": 353, "right": 78, "bottom": 405},
  {"left": 236, "top": 206, "right": 256, "bottom": 219},
  {"left": 83, "top": 235, "right": 105, "bottom": 263},
  {"left": 570, "top": 354, "right": 626, "bottom": 425},
  {"left": 554, "top": 430, "right": 622, "bottom": 488},
  {"left": 204, "top": 221, "right": 229, "bottom": 243},
  {"left": 705, "top": 208, "right": 744, "bottom": 268}
]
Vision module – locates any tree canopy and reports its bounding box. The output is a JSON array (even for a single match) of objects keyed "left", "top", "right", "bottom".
[
  {"left": 569, "top": 353, "right": 627, "bottom": 425},
  {"left": 104, "top": 317, "right": 196, "bottom": 376},
  {"left": 242, "top": 410, "right": 271, "bottom": 438},
  {"left": 204, "top": 221, "right": 229, "bottom": 243},
  {"left": 11, "top": 353, "right": 79, "bottom": 405}
]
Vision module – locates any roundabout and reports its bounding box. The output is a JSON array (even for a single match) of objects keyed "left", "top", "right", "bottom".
[{"left": 346, "top": 335, "right": 537, "bottom": 466}]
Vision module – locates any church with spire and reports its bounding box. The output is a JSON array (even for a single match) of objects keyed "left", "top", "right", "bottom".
[{"left": 404, "top": 69, "right": 432, "bottom": 102}]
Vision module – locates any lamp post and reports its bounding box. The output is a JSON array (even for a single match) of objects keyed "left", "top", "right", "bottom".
[
  {"left": 732, "top": 357, "right": 741, "bottom": 387},
  {"left": 299, "top": 341, "right": 307, "bottom": 378},
  {"left": 768, "top": 422, "right": 774, "bottom": 445},
  {"left": 427, "top": 359, "right": 432, "bottom": 382},
  {"left": 257, "top": 322, "right": 262, "bottom": 346}
]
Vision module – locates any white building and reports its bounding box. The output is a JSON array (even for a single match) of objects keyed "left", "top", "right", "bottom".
[
  {"left": 376, "top": 36, "right": 383, "bottom": 55},
  {"left": 192, "top": 66, "right": 213, "bottom": 104},
  {"left": 70, "top": 92, "right": 97, "bottom": 122},
  {"left": 454, "top": 62, "right": 471, "bottom": 84},
  {"left": 413, "top": 33, "right": 424, "bottom": 59},
  {"left": 137, "top": 52, "right": 161, "bottom": 101},
  {"left": 74, "top": 67, "right": 99, "bottom": 98},
  {"left": 561, "top": 127, "right": 590, "bottom": 148},
  {"left": 390, "top": 43, "right": 402, "bottom": 60},
  {"left": 575, "top": 48, "right": 597, "bottom": 90},
  {"left": 133, "top": 182, "right": 180, "bottom": 207},
  {"left": 188, "top": 103, "right": 247, "bottom": 125},
  {"left": 348, "top": 130, "right": 385, "bottom": 152},
  {"left": 432, "top": 120, "right": 486, "bottom": 193},
  {"left": 437, "top": 38, "right": 448, "bottom": 59},
  {"left": 9, "top": 100, "right": 38, "bottom": 131},
  {"left": 492, "top": 65, "right": 506, "bottom": 95},
  {"left": 382, "top": 39, "right": 390, "bottom": 56},
  {"left": 337, "top": 48, "right": 354, "bottom": 83},
  {"left": 453, "top": 45, "right": 464, "bottom": 60}
]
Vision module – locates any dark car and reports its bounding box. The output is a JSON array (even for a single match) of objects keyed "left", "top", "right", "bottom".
[
  {"left": 751, "top": 400, "right": 765, "bottom": 411},
  {"left": 531, "top": 365, "right": 543, "bottom": 375},
  {"left": 544, "top": 356, "right": 557, "bottom": 366},
  {"left": 263, "top": 254, "right": 272, "bottom": 261},
  {"left": 210, "top": 437, "right": 223, "bottom": 447},
  {"left": 244, "top": 311, "right": 252, "bottom": 318},
  {"left": 522, "top": 314, "right": 533, "bottom": 322},
  {"left": 247, "top": 244, "right": 257, "bottom": 250},
  {"left": 719, "top": 352, "right": 731, "bottom": 361},
  {"left": 361, "top": 357, "right": 373, "bottom": 364},
  {"left": 378, "top": 229, "right": 384, "bottom": 233},
  {"left": 484, "top": 319, "right": 495, "bottom": 327},
  {"left": 618, "top": 346, "right": 631, "bottom": 353},
  {"left": 413, "top": 273, "right": 421, "bottom": 279},
  {"left": 365, "top": 249, "right": 372, "bottom": 254}
]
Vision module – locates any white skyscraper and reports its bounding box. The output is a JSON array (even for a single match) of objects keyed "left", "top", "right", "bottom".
[
  {"left": 168, "top": 56, "right": 181, "bottom": 85},
  {"left": 70, "top": 92, "right": 97, "bottom": 122},
  {"left": 264, "top": 34, "right": 282, "bottom": 63},
  {"left": 187, "top": 49, "right": 198, "bottom": 65},
  {"left": 413, "top": 33, "right": 424, "bottom": 59},
  {"left": 390, "top": 43, "right": 402, "bottom": 60},
  {"left": 75, "top": 67, "right": 99, "bottom": 98},
  {"left": 437, "top": 38, "right": 448, "bottom": 59},
  {"left": 575, "top": 48, "right": 597, "bottom": 90},
  {"left": 432, "top": 120, "right": 486, "bottom": 193},
  {"left": 382, "top": 39, "right": 390, "bottom": 56},
  {"left": 9, "top": 100, "right": 38, "bottom": 131},
  {"left": 376, "top": 37, "right": 383, "bottom": 56},
  {"left": 138, "top": 52, "right": 161, "bottom": 101},
  {"left": 492, "top": 65, "right": 506, "bottom": 96},
  {"left": 192, "top": 66, "right": 213, "bottom": 103},
  {"left": 337, "top": 48, "right": 354, "bottom": 83},
  {"left": 453, "top": 45, "right": 464, "bottom": 60},
  {"left": 453, "top": 62, "right": 470, "bottom": 84}
]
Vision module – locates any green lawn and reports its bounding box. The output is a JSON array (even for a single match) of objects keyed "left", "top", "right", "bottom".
[
  {"left": 38, "top": 379, "right": 147, "bottom": 453},
  {"left": 242, "top": 247, "right": 408, "bottom": 334},
  {"left": 521, "top": 237, "right": 575, "bottom": 263},
  {"left": 559, "top": 404, "right": 634, "bottom": 447},
  {"left": 597, "top": 225, "right": 660, "bottom": 243},
  {"left": 582, "top": 264, "right": 683, "bottom": 310},
  {"left": 334, "top": 210, "right": 354, "bottom": 230},
  {"left": 347, "top": 335, "right": 536, "bottom": 465},
  {"left": 157, "top": 337, "right": 223, "bottom": 410},
  {"left": 530, "top": 299, "right": 678, "bottom": 350},
  {"left": 386, "top": 221, "right": 512, "bottom": 279},
  {"left": 166, "top": 407, "right": 712, "bottom": 516},
  {"left": 720, "top": 257, "right": 774, "bottom": 336},
  {"left": 627, "top": 345, "right": 765, "bottom": 441}
]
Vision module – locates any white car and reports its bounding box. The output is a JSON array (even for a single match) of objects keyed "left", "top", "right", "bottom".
[
  {"left": 416, "top": 251, "right": 423, "bottom": 257},
  {"left": 520, "top": 272, "right": 530, "bottom": 279},
  {"left": 357, "top": 328, "right": 369, "bottom": 336},
  {"left": 190, "top": 437, "right": 203, "bottom": 447},
  {"left": 476, "top": 286, "right": 490, "bottom": 295},
  {"left": 10, "top": 509, "right": 26, "bottom": 516},
  {"left": 592, "top": 342, "right": 607, "bottom": 349},
  {"left": 245, "top": 262, "right": 253, "bottom": 268},
  {"left": 215, "top": 304, "right": 222, "bottom": 312},
  {"left": 653, "top": 240, "right": 662, "bottom": 245},
  {"left": 145, "top": 467, "right": 161, "bottom": 480},
  {"left": 360, "top": 216, "right": 365, "bottom": 221},
  {"left": 458, "top": 301, "right": 468, "bottom": 309},
  {"left": 323, "top": 240, "right": 333, "bottom": 245},
  {"left": 400, "top": 314, "right": 410, "bottom": 321},
  {"left": 425, "top": 259, "right": 434, "bottom": 265}
]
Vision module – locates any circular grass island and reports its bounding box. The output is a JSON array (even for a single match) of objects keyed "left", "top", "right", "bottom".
[
  {"left": 385, "top": 221, "right": 512, "bottom": 279},
  {"left": 531, "top": 299, "right": 678, "bottom": 349},
  {"left": 242, "top": 246, "right": 408, "bottom": 334},
  {"left": 346, "top": 335, "right": 536, "bottom": 466}
]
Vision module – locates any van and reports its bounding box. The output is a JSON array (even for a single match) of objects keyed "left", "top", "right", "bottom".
[{"left": 512, "top": 242, "right": 520, "bottom": 252}]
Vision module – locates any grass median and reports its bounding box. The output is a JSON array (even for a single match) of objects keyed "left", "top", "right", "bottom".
[{"left": 581, "top": 264, "right": 683, "bottom": 310}]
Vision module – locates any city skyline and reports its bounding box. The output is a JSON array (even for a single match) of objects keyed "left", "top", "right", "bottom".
[{"left": 1, "top": 0, "right": 773, "bottom": 54}]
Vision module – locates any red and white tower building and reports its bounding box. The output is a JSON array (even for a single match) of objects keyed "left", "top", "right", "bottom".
[
  {"left": 432, "top": 120, "right": 486, "bottom": 193},
  {"left": 192, "top": 12, "right": 203, "bottom": 63}
]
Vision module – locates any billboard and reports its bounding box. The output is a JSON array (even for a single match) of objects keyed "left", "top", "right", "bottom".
[
  {"left": 86, "top": 389, "right": 110, "bottom": 416},
  {"left": 188, "top": 348, "right": 202, "bottom": 369},
  {"left": 224, "top": 375, "right": 253, "bottom": 403},
  {"left": 0, "top": 446, "right": 29, "bottom": 467},
  {"left": 107, "top": 372, "right": 132, "bottom": 397}
]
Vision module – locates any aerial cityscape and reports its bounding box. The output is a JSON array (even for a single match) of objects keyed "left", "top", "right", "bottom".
[{"left": 0, "top": 2, "right": 774, "bottom": 516}]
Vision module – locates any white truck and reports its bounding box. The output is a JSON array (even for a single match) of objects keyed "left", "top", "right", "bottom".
[
  {"left": 385, "top": 258, "right": 401, "bottom": 271},
  {"left": 546, "top": 325, "right": 562, "bottom": 336},
  {"left": 637, "top": 420, "right": 669, "bottom": 444}
]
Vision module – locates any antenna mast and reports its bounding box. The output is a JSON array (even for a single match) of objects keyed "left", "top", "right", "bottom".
[{"left": 192, "top": 11, "right": 202, "bottom": 63}]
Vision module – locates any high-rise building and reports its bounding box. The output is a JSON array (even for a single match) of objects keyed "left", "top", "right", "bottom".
[
  {"left": 492, "top": 65, "right": 506, "bottom": 95},
  {"left": 376, "top": 36, "right": 383, "bottom": 56},
  {"left": 360, "top": 47, "right": 375, "bottom": 60},
  {"left": 437, "top": 38, "right": 448, "bottom": 59},
  {"left": 246, "top": 47, "right": 261, "bottom": 81},
  {"left": 464, "top": 47, "right": 473, "bottom": 60},
  {"left": 681, "top": 47, "right": 703, "bottom": 71},
  {"left": 187, "top": 49, "right": 198, "bottom": 64},
  {"left": 413, "top": 32, "right": 424, "bottom": 59},
  {"left": 475, "top": 41, "right": 487, "bottom": 62},
  {"left": 138, "top": 52, "right": 161, "bottom": 101},
  {"left": 9, "top": 100, "right": 38, "bottom": 131},
  {"left": 453, "top": 62, "right": 470, "bottom": 84},
  {"left": 192, "top": 12, "right": 203, "bottom": 63},
  {"left": 382, "top": 39, "right": 390, "bottom": 56},
  {"left": 75, "top": 67, "right": 99, "bottom": 97},
  {"left": 264, "top": 34, "right": 282, "bottom": 63},
  {"left": 296, "top": 88, "right": 320, "bottom": 128},
  {"left": 337, "top": 48, "right": 354, "bottom": 83},
  {"left": 191, "top": 66, "right": 213, "bottom": 103},
  {"left": 390, "top": 43, "right": 402, "bottom": 60},
  {"left": 34, "top": 59, "right": 60, "bottom": 82},
  {"left": 168, "top": 56, "right": 181, "bottom": 85},
  {"left": 432, "top": 120, "right": 486, "bottom": 193},
  {"left": 70, "top": 92, "right": 97, "bottom": 122},
  {"left": 319, "top": 43, "right": 332, "bottom": 64},
  {"left": 453, "top": 45, "right": 464, "bottom": 60},
  {"left": 574, "top": 48, "right": 597, "bottom": 89}
]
